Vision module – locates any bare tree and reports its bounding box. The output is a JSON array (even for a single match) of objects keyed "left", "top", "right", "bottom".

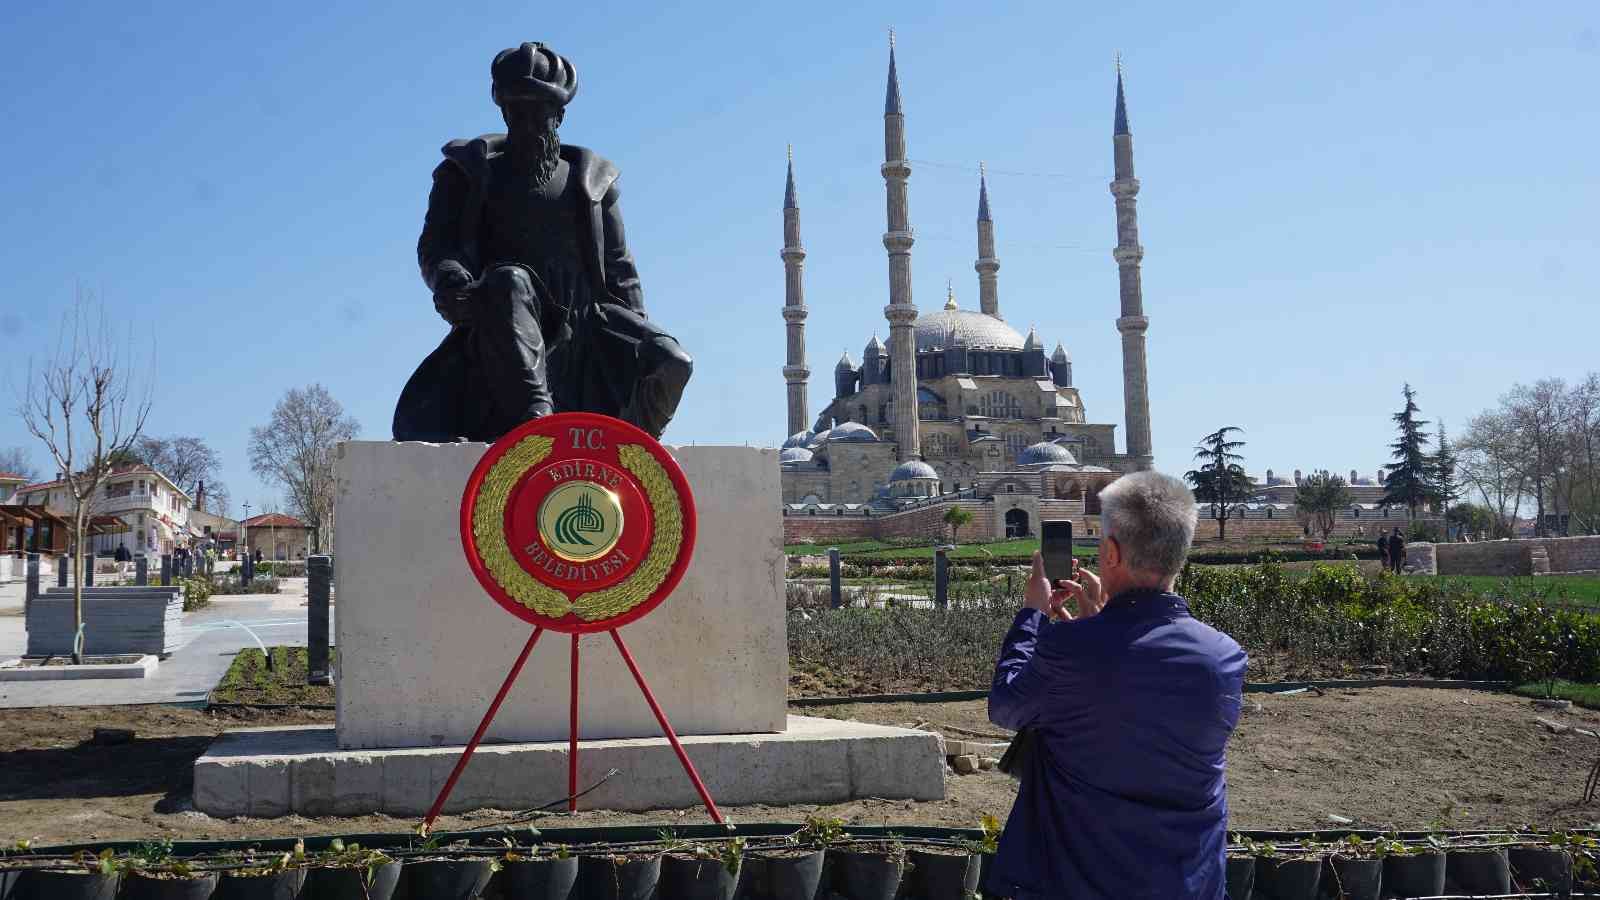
[
  {"left": 1457, "top": 411, "right": 1527, "bottom": 538},
  {"left": 1565, "top": 374, "right": 1600, "bottom": 534},
  {"left": 247, "top": 385, "right": 359, "bottom": 553},
  {"left": 203, "top": 481, "right": 232, "bottom": 518},
  {"left": 1503, "top": 379, "right": 1576, "bottom": 535},
  {"left": 14, "top": 288, "right": 152, "bottom": 663},
  {"left": 0, "top": 446, "right": 40, "bottom": 483},
  {"left": 132, "top": 435, "right": 220, "bottom": 500}
]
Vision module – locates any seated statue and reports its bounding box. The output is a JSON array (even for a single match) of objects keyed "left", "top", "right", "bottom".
[{"left": 393, "top": 41, "right": 692, "bottom": 442}]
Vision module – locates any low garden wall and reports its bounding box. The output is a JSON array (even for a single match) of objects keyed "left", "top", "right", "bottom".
[{"left": 1434, "top": 535, "right": 1600, "bottom": 577}]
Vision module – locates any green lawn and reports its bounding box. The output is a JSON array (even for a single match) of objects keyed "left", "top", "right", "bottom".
[
  {"left": 1424, "top": 575, "right": 1600, "bottom": 606},
  {"left": 787, "top": 537, "right": 1098, "bottom": 563},
  {"left": 1513, "top": 680, "right": 1600, "bottom": 710}
]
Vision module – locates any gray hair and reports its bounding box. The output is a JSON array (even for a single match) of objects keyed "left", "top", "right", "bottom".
[{"left": 1098, "top": 470, "right": 1197, "bottom": 578}]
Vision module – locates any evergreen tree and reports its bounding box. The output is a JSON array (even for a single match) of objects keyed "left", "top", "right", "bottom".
[
  {"left": 1381, "top": 383, "right": 1434, "bottom": 519},
  {"left": 1430, "top": 421, "right": 1460, "bottom": 528},
  {"left": 1185, "top": 426, "right": 1253, "bottom": 541}
]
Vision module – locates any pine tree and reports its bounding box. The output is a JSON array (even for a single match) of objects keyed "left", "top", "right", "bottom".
[
  {"left": 1381, "top": 383, "right": 1434, "bottom": 519},
  {"left": 1185, "top": 426, "right": 1253, "bottom": 541},
  {"left": 1430, "top": 421, "right": 1459, "bottom": 528}
]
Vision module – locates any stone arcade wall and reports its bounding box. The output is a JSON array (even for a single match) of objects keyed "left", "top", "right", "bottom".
[{"left": 1434, "top": 535, "right": 1600, "bottom": 577}]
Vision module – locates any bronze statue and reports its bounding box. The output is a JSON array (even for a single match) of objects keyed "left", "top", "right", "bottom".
[{"left": 393, "top": 42, "right": 692, "bottom": 442}]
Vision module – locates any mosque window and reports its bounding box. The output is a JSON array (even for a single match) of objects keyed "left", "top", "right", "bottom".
[
  {"left": 878, "top": 404, "right": 888, "bottom": 424},
  {"left": 1005, "top": 432, "right": 1030, "bottom": 457},
  {"left": 858, "top": 405, "right": 868, "bottom": 424},
  {"left": 980, "top": 390, "right": 1022, "bottom": 419}
]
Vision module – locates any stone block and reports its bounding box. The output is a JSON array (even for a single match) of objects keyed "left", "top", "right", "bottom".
[
  {"left": 192, "top": 716, "right": 943, "bottom": 817},
  {"left": 332, "top": 442, "right": 786, "bottom": 750},
  {"left": 192, "top": 757, "right": 248, "bottom": 818}
]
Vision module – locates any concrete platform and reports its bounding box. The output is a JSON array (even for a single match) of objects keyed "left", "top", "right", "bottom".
[{"left": 193, "top": 715, "right": 945, "bottom": 817}]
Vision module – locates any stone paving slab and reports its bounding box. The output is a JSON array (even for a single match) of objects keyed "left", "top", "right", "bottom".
[{"left": 193, "top": 715, "right": 946, "bottom": 817}]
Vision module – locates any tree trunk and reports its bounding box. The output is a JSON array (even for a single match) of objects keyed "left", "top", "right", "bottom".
[{"left": 72, "top": 514, "right": 86, "bottom": 665}]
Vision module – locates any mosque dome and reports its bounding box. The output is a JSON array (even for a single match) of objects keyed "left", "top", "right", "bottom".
[
  {"left": 805, "top": 428, "right": 831, "bottom": 449},
  {"left": 827, "top": 422, "right": 879, "bottom": 442},
  {"left": 888, "top": 459, "right": 939, "bottom": 482},
  {"left": 1017, "top": 441, "right": 1079, "bottom": 466},
  {"left": 782, "top": 429, "right": 815, "bottom": 449},
  {"left": 912, "top": 307, "right": 1027, "bottom": 352},
  {"left": 779, "top": 447, "right": 814, "bottom": 464}
]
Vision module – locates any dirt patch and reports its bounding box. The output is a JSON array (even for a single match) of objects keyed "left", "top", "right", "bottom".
[{"left": 3, "top": 689, "right": 1600, "bottom": 844}]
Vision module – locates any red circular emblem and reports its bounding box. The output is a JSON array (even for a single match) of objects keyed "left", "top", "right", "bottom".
[{"left": 459, "top": 413, "right": 697, "bottom": 633}]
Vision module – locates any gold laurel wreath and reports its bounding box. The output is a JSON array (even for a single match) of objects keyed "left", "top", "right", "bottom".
[
  {"left": 473, "top": 438, "right": 683, "bottom": 623},
  {"left": 473, "top": 434, "right": 572, "bottom": 619},
  {"left": 573, "top": 444, "right": 682, "bottom": 621}
]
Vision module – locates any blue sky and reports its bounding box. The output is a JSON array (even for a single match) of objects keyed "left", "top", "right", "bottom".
[{"left": 2, "top": 1, "right": 1596, "bottom": 512}]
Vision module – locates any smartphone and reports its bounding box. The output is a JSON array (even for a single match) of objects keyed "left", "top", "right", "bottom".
[{"left": 1041, "top": 520, "right": 1075, "bottom": 587}]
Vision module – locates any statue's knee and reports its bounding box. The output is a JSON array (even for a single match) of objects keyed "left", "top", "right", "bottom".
[
  {"left": 647, "top": 338, "right": 693, "bottom": 387},
  {"left": 481, "top": 266, "right": 536, "bottom": 303}
]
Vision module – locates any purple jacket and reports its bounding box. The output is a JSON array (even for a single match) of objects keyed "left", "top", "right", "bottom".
[{"left": 988, "top": 589, "right": 1247, "bottom": 899}]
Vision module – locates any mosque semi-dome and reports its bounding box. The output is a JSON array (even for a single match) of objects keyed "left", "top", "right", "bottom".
[
  {"left": 782, "top": 430, "right": 815, "bottom": 449},
  {"left": 912, "top": 307, "right": 1027, "bottom": 352},
  {"left": 888, "top": 459, "right": 939, "bottom": 483},
  {"left": 1017, "top": 441, "right": 1079, "bottom": 467},
  {"left": 827, "top": 422, "right": 879, "bottom": 442}
]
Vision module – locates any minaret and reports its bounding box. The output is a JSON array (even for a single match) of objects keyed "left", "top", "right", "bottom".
[
  {"left": 975, "top": 162, "right": 1001, "bottom": 319},
  {"left": 780, "top": 145, "right": 811, "bottom": 437},
  {"left": 882, "top": 29, "right": 921, "bottom": 459},
  {"left": 1111, "top": 58, "right": 1153, "bottom": 470}
]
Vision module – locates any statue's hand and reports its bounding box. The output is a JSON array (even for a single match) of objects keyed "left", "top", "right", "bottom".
[{"left": 434, "top": 291, "right": 472, "bottom": 327}]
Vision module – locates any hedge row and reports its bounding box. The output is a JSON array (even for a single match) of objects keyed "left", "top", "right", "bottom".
[{"left": 788, "top": 561, "right": 1600, "bottom": 695}]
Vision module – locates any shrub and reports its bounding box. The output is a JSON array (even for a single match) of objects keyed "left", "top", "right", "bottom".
[
  {"left": 178, "top": 576, "right": 212, "bottom": 611},
  {"left": 786, "top": 560, "right": 1600, "bottom": 694}
]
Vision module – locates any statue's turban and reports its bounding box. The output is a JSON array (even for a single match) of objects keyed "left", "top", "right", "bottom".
[{"left": 491, "top": 42, "right": 578, "bottom": 108}]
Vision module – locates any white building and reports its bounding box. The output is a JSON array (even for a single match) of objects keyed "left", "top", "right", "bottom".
[{"left": 14, "top": 465, "right": 193, "bottom": 557}]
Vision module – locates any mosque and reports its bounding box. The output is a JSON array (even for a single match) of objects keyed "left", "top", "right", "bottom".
[{"left": 777, "top": 39, "right": 1154, "bottom": 538}]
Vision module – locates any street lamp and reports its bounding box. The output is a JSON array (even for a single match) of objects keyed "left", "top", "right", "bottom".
[{"left": 241, "top": 501, "right": 252, "bottom": 561}]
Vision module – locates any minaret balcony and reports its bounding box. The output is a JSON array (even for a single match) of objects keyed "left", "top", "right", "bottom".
[
  {"left": 974, "top": 257, "right": 1000, "bottom": 273},
  {"left": 882, "top": 230, "right": 915, "bottom": 252},
  {"left": 1109, "top": 178, "right": 1141, "bottom": 198},
  {"left": 780, "top": 246, "right": 806, "bottom": 262},
  {"left": 782, "top": 365, "right": 811, "bottom": 380},
  {"left": 1112, "top": 245, "right": 1144, "bottom": 265},
  {"left": 1116, "top": 315, "right": 1149, "bottom": 335},
  {"left": 880, "top": 160, "right": 912, "bottom": 179},
  {"left": 883, "top": 305, "right": 919, "bottom": 326},
  {"left": 781, "top": 305, "right": 809, "bottom": 322}
]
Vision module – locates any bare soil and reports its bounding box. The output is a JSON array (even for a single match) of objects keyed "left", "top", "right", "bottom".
[{"left": 3, "top": 689, "right": 1599, "bottom": 845}]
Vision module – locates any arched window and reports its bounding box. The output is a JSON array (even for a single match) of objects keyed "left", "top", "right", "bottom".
[
  {"left": 858, "top": 405, "right": 868, "bottom": 423},
  {"left": 979, "top": 390, "right": 1021, "bottom": 419},
  {"left": 1004, "top": 432, "right": 1030, "bottom": 458}
]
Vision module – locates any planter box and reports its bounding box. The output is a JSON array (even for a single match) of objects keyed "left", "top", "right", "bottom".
[
  {"left": 25, "top": 587, "right": 184, "bottom": 656},
  {"left": 0, "top": 654, "right": 158, "bottom": 681}
]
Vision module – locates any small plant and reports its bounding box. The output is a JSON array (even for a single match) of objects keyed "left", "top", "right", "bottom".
[
  {"left": 967, "top": 813, "right": 1002, "bottom": 855},
  {"left": 316, "top": 839, "right": 393, "bottom": 888},
  {"left": 795, "top": 815, "right": 848, "bottom": 849}
]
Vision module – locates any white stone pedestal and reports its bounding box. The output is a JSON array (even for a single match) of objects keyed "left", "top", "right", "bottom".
[
  {"left": 192, "top": 440, "right": 947, "bottom": 816},
  {"left": 332, "top": 441, "right": 787, "bottom": 749}
]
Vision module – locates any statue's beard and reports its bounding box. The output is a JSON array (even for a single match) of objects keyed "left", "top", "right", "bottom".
[{"left": 509, "top": 118, "right": 562, "bottom": 185}]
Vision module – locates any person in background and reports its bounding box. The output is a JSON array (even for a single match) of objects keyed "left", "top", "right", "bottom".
[
  {"left": 987, "top": 470, "right": 1248, "bottom": 899},
  {"left": 1376, "top": 529, "right": 1390, "bottom": 573},
  {"left": 1390, "top": 526, "right": 1407, "bottom": 573}
]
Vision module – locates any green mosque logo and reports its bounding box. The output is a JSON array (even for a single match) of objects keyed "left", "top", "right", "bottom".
[
  {"left": 554, "top": 492, "right": 605, "bottom": 547},
  {"left": 538, "top": 481, "right": 624, "bottom": 563}
]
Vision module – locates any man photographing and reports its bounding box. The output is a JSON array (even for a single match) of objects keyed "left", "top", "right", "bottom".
[{"left": 988, "top": 471, "right": 1248, "bottom": 899}]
